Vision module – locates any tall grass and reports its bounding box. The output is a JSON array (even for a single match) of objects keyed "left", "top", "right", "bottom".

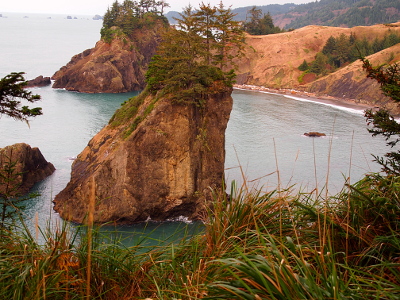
[{"left": 1, "top": 172, "right": 400, "bottom": 299}]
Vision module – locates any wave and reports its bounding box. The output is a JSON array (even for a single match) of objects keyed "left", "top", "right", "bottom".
[{"left": 284, "top": 95, "right": 365, "bottom": 116}]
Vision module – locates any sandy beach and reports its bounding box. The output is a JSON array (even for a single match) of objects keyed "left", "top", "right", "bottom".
[{"left": 234, "top": 84, "right": 376, "bottom": 114}]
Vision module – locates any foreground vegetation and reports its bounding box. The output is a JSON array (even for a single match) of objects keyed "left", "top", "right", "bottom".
[{"left": 1, "top": 173, "right": 400, "bottom": 299}]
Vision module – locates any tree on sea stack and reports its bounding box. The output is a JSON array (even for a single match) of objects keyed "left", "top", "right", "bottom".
[{"left": 146, "top": 1, "right": 244, "bottom": 102}]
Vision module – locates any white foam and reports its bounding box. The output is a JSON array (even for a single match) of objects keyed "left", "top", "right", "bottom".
[
  {"left": 166, "top": 216, "right": 193, "bottom": 224},
  {"left": 284, "top": 95, "right": 365, "bottom": 115}
]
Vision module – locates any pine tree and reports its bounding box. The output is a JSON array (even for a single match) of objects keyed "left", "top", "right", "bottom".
[
  {"left": 214, "top": 1, "right": 245, "bottom": 70},
  {"left": 146, "top": 2, "right": 244, "bottom": 103},
  {"left": 298, "top": 59, "right": 309, "bottom": 71},
  {"left": 195, "top": 2, "right": 217, "bottom": 65},
  {"left": 0, "top": 72, "right": 42, "bottom": 123},
  {"left": 362, "top": 58, "right": 400, "bottom": 175},
  {"left": 243, "top": 6, "right": 282, "bottom": 35}
]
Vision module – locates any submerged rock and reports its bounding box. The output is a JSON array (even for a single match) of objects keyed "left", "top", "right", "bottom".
[
  {"left": 0, "top": 143, "right": 55, "bottom": 195},
  {"left": 53, "top": 86, "right": 233, "bottom": 224}
]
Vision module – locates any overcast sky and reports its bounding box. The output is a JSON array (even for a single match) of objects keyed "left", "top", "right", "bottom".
[{"left": 1, "top": 0, "right": 312, "bottom": 16}]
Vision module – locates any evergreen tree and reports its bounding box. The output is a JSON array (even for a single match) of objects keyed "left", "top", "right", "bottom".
[
  {"left": 214, "top": 1, "right": 245, "bottom": 69},
  {"left": 243, "top": 6, "right": 283, "bottom": 35},
  {"left": 309, "top": 52, "right": 328, "bottom": 75},
  {"left": 243, "top": 6, "right": 262, "bottom": 35},
  {"left": 146, "top": 2, "right": 244, "bottom": 103},
  {"left": 0, "top": 72, "right": 42, "bottom": 123},
  {"left": 101, "top": 0, "right": 169, "bottom": 40},
  {"left": 362, "top": 58, "right": 400, "bottom": 175},
  {"left": 298, "top": 59, "right": 309, "bottom": 71},
  {"left": 103, "top": 0, "right": 120, "bottom": 28},
  {"left": 322, "top": 36, "right": 336, "bottom": 55},
  {"left": 195, "top": 2, "right": 217, "bottom": 65}
]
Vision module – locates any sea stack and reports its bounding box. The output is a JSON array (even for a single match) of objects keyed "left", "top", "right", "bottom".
[
  {"left": 53, "top": 85, "right": 233, "bottom": 224},
  {"left": 0, "top": 143, "right": 55, "bottom": 195},
  {"left": 51, "top": 23, "right": 164, "bottom": 93}
]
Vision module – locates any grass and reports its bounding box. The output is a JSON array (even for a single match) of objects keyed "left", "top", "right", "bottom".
[{"left": 1, "top": 172, "right": 400, "bottom": 299}]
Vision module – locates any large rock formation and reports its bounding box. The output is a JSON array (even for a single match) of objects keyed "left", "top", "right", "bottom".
[
  {"left": 52, "top": 23, "right": 164, "bottom": 93},
  {"left": 0, "top": 143, "right": 55, "bottom": 195},
  {"left": 53, "top": 86, "right": 233, "bottom": 224}
]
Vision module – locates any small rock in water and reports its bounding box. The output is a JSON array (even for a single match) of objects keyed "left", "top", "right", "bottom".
[
  {"left": 26, "top": 75, "right": 51, "bottom": 88},
  {"left": 304, "top": 132, "right": 326, "bottom": 137}
]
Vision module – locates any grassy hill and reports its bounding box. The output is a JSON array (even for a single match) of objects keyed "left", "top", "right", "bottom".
[{"left": 233, "top": 21, "right": 400, "bottom": 115}]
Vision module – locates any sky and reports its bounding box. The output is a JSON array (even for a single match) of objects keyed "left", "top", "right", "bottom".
[{"left": 1, "top": 0, "right": 312, "bottom": 16}]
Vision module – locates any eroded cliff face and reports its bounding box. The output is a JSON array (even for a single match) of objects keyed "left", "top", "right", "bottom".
[
  {"left": 0, "top": 143, "right": 55, "bottom": 195},
  {"left": 53, "top": 87, "right": 233, "bottom": 224},
  {"left": 52, "top": 24, "right": 164, "bottom": 93}
]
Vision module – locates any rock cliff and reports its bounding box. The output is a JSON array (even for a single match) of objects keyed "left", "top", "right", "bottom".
[
  {"left": 53, "top": 86, "right": 233, "bottom": 224},
  {"left": 0, "top": 143, "right": 55, "bottom": 195},
  {"left": 52, "top": 24, "right": 164, "bottom": 93}
]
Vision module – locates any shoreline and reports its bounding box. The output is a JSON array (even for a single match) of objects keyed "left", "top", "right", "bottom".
[{"left": 233, "top": 84, "right": 375, "bottom": 114}]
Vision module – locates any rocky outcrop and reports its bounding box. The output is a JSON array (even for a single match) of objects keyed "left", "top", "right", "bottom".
[
  {"left": 26, "top": 75, "right": 51, "bottom": 88},
  {"left": 53, "top": 86, "right": 233, "bottom": 224},
  {"left": 52, "top": 23, "right": 165, "bottom": 93},
  {"left": 304, "top": 132, "right": 326, "bottom": 137},
  {"left": 0, "top": 143, "right": 55, "bottom": 195}
]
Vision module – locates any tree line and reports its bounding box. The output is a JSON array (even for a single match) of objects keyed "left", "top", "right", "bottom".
[
  {"left": 242, "top": 6, "right": 284, "bottom": 35},
  {"left": 299, "top": 30, "right": 400, "bottom": 76},
  {"left": 101, "top": 0, "right": 170, "bottom": 41},
  {"left": 283, "top": 0, "right": 400, "bottom": 29}
]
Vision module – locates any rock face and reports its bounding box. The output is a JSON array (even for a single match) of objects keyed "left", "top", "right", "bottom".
[
  {"left": 53, "top": 87, "right": 233, "bottom": 224},
  {"left": 52, "top": 24, "right": 164, "bottom": 93},
  {"left": 0, "top": 143, "right": 55, "bottom": 195},
  {"left": 26, "top": 75, "right": 51, "bottom": 88}
]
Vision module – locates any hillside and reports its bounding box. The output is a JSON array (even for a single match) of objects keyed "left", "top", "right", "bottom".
[
  {"left": 234, "top": 21, "right": 400, "bottom": 114},
  {"left": 167, "top": 0, "right": 400, "bottom": 30},
  {"left": 304, "top": 43, "right": 400, "bottom": 114},
  {"left": 276, "top": 0, "right": 400, "bottom": 29}
]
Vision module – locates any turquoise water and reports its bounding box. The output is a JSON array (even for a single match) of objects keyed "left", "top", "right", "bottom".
[
  {"left": 225, "top": 89, "right": 384, "bottom": 193},
  {"left": 0, "top": 13, "right": 386, "bottom": 237}
]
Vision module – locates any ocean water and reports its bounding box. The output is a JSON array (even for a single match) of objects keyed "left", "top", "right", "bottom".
[{"left": 0, "top": 13, "right": 387, "bottom": 238}]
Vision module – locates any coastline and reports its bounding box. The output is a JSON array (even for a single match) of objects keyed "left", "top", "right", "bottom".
[{"left": 233, "top": 84, "right": 375, "bottom": 115}]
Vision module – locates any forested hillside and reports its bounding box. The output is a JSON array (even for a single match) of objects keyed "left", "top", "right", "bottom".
[
  {"left": 279, "top": 0, "right": 400, "bottom": 29},
  {"left": 218, "top": 0, "right": 400, "bottom": 29}
]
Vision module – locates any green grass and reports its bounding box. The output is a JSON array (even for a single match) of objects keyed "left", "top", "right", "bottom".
[{"left": 1, "top": 173, "right": 400, "bottom": 299}]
